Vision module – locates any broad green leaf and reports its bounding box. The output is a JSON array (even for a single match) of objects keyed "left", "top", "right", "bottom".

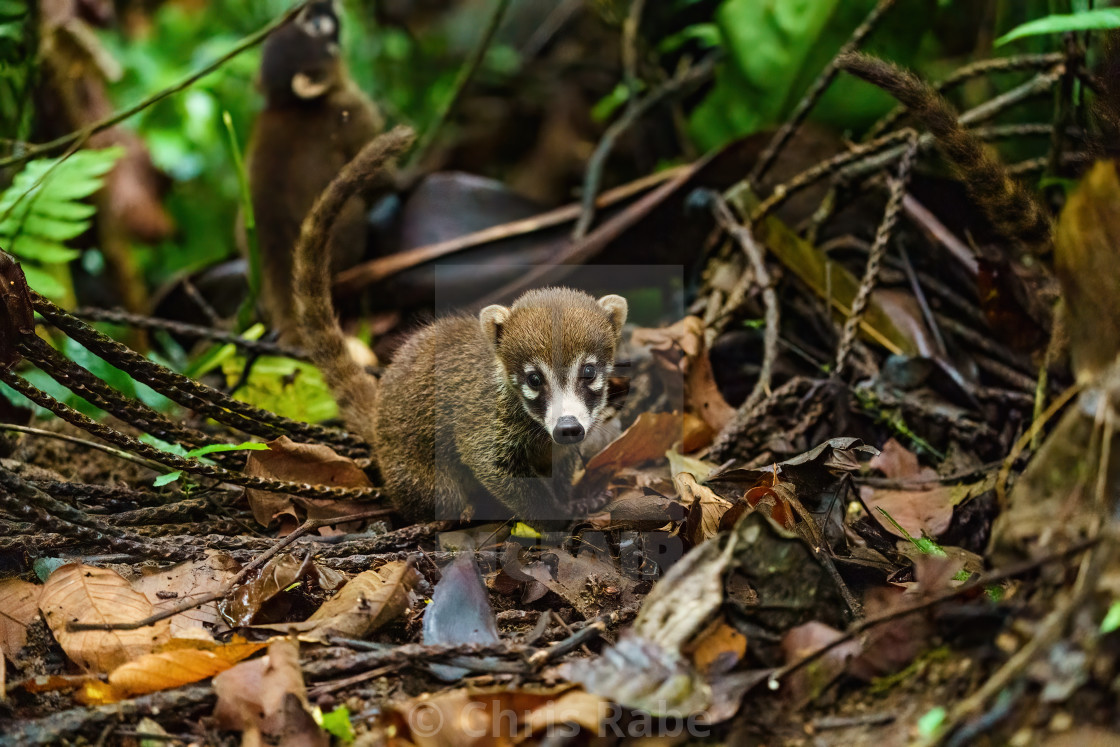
[
  {"left": 154, "top": 471, "right": 183, "bottom": 487},
  {"left": 221, "top": 355, "right": 338, "bottom": 424},
  {"left": 996, "top": 9, "right": 1120, "bottom": 46}
]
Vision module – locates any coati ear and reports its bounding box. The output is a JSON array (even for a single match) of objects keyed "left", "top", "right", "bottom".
[
  {"left": 597, "top": 294, "right": 628, "bottom": 336},
  {"left": 479, "top": 304, "right": 511, "bottom": 347}
]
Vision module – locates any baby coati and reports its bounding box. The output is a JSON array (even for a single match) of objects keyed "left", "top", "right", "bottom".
[
  {"left": 248, "top": 0, "right": 383, "bottom": 341},
  {"left": 292, "top": 129, "right": 628, "bottom": 523}
]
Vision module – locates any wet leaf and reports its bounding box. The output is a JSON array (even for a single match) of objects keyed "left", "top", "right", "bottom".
[{"left": 39, "top": 564, "right": 171, "bottom": 672}]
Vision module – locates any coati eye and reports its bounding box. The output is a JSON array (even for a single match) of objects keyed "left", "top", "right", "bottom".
[
  {"left": 526, "top": 372, "right": 543, "bottom": 389},
  {"left": 580, "top": 364, "right": 597, "bottom": 379}
]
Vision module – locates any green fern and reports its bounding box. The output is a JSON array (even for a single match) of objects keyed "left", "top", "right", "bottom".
[{"left": 0, "top": 146, "right": 123, "bottom": 302}]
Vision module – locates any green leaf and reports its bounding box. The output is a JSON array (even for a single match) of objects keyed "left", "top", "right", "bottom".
[
  {"left": 154, "top": 471, "right": 183, "bottom": 487},
  {"left": 658, "top": 23, "right": 721, "bottom": 54},
  {"left": 917, "top": 706, "right": 946, "bottom": 738},
  {"left": 0, "top": 146, "right": 123, "bottom": 302},
  {"left": 317, "top": 705, "right": 355, "bottom": 742},
  {"left": 511, "top": 522, "right": 542, "bottom": 539},
  {"left": 185, "top": 441, "right": 269, "bottom": 458},
  {"left": 996, "top": 9, "right": 1120, "bottom": 46},
  {"left": 1102, "top": 600, "right": 1120, "bottom": 634}
]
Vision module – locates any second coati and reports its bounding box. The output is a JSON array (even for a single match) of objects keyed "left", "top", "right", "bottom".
[
  {"left": 248, "top": 0, "right": 383, "bottom": 341},
  {"left": 292, "top": 127, "right": 628, "bottom": 523}
]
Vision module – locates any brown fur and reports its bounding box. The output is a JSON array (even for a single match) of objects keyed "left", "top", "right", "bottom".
[
  {"left": 247, "top": 2, "right": 383, "bottom": 339},
  {"left": 293, "top": 129, "right": 626, "bottom": 522},
  {"left": 838, "top": 52, "right": 1052, "bottom": 252}
]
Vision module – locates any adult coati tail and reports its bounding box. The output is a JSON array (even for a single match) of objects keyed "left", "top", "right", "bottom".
[
  {"left": 292, "top": 125, "right": 415, "bottom": 441},
  {"left": 838, "top": 52, "right": 1052, "bottom": 253}
]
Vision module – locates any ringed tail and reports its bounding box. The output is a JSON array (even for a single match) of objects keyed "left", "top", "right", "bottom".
[
  {"left": 291, "top": 125, "right": 415, "bottom": 440},
  {"left": 838, "top": 52, "right": 1052, "bottom": 253}
]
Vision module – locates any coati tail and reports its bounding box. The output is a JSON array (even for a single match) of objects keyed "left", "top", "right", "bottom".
[
  {"left": 292, "top": 125, "right": 415, "bottom": 439},
  {"left": 837, "top": 52, "right": 1052, "bottom": 252}
]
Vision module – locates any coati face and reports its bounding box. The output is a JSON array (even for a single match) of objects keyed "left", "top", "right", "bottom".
[
  {"left": 480, "top": 288, "right": 627, "bottom": 446},
  {"left": 260, "top": 1, "right": 343, "bottom": 105}
]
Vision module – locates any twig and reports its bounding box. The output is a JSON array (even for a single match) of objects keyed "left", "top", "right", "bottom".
[
  {"left": 710, "top": 194, "right": 778, "bottom": 412},
  {"left": 407, "top": 0, "right": 511, "bottom": 170},
  {"left": 901, "top": 193, "right": 978, "bottom": 276},
  {"left": 67, "top": 510, "right": 393, "bottom": 632},
  {"left": 766, "top": 536, "right": 1100, "bottom": 691},
  {"left": 834, "top": 134, "right": 918, "bottom": 378},
  {"left": 75, "top": 306, "right": 307, "bottom": 360},
  {"left": 0, "top": 368, "right": 382, "bottom": 501},
  {"left": 0, "top": 423, "right": 168, "bottom": 472},
  {"left": 621, "top": 0, "right": 647, "bottom": 119},
  {"left": 0, "top": 5, "right": 305, "bottom": 169},
  {"left": 749, "top": 0, "right": 898, "bottom": 184},
  {"left": 528, "top": 620, "right": 607, "bottom": 667},
  {"left": 573, "top": 54, "right": 717, "bottom": 238},
  {"left": 931, "top": 530, "right": 1111, "bottom": 746},
  {"left": 333, "top": 166, "right": 685, "bottom": 295}
]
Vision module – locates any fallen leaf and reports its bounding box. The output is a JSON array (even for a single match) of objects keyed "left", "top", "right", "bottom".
[
  {"left": 213, "top": 638, "right": 325, "bottom": 747},
  {"left": 860, "top": 439, "right": 954, "bottom": 539},
  {"left": 781, "top": 621, "right": 861, "bottom": 704},
  {"left": 132, "top": 550, "right": 239, "bottom": 638},
  {"left": 107, "top": 638, "right": 268, "bottom": 699},
  {"left": 222, "top": 553, "right": 344, "bottom": 627},
  {"left": 303, "top": 561, "right": 419, "bottom": 641},
  {"left": 582, "top": 412, "right": 682, "bottom": 486},
  {"left": 384, "top": 685, "right": 608, "bottom": 746},
  {"left": 676, "top": 472, "right": 733, "bottom": 545},
  {"left": 632, "top": 316, "right": 736, "bottom": 432},
  {"left": 244, "top": 436, "right": 374, "bottom": 533},
  {"left": 686, "top": 618, "right": 747, "bottom": 676},
  {"left": 424, "top": 552, "right": 500, "bottom": 681},
  {"left": 39, "top": 564, "right": 171, "bottom": 672},
  {"left": 0, "top": 578, "right": 41, "bottom": 656}
]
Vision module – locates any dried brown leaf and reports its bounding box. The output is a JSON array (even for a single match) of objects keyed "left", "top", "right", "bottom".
[
  {"left": 132, "top": 550, "right": 239, "bottom": 637},
  {"left": 213, "top": 638, "right": 325, "bottom": 747},
  {"left": 0, "top": 578, "right": 41, "bottom": 656},
  {"left": 244, "top": 436, "right": 374, "bottom": 532},
  {"left": 106, "top": 638, "right": 268, "bottom": 699},
  {"left": 631, "top": 316, "right": 736, "bottom": 432},
  {"left": 303, "top": 561, "right": 419, "bottom": 641},
  {"left": 582, "top": 411, "right": 681, "bottom": 485},
  {"left": 39, "top": 564, "right": 171, "bottom": 672}
]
